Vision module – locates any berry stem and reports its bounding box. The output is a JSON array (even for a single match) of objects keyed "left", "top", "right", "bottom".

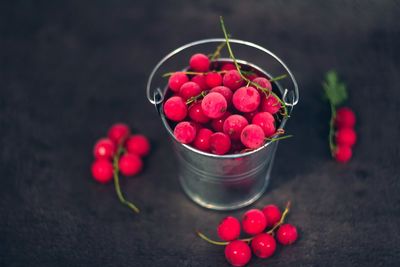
[
  {"left": 210, "top": 41, "right": 227, "bottom": 61},
  {"left": 219, "top": 16, "right": 289, "bottom": 118},
  {"left": 267, "top": 201, "right": 291, "bottom": 235},
  {"left": 266, "top": 134, "right": 293, "bottom": 143},
  {"left": 112, "top": 145, "right": 140, "bottom": 214},
  {"left": 196, "top": 231, "right": 228, "bottom": 246},
  {"left": 186, "top": 90, "right": 209, "bottom": 105},
  {"left": 328, "top": 102, "right": 336, "bottom": 157},
  {"left": 269, "top": 74, "right": 288, "bottom": 83}
]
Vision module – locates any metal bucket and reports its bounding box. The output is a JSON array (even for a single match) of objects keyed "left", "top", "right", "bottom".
[{"left": 147, "top": 39, "right": 299, "bottom": 210}]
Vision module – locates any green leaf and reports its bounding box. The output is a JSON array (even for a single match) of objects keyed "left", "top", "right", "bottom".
[{"left": 322, "top": 70, "right": 348, "bottom": 107}]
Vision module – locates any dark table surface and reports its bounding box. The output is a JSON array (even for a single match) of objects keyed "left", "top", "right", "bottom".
[{"left": 1, "top": 1, "right": 400, "bottom": 266}]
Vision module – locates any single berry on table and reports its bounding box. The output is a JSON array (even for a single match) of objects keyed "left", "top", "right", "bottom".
[
  {"left": 118, "top": 153, "right": 143, "bottom": 176},
  {"left": 241, "top": 124, "right": 266, "bottom": 149},
  {"left": 168, "top": 72, "right": 189, "bottom": 93},
  {"left": 251, "top": 233, "right": 276, "bottom": 259},
  {"left": 93, "top": 138, "right": 115, "bottom": 159},
  {"left": 242, "top": 209, "right": 267, "bottom": 235},
  {"left": 224, "top": 240, "right": 252, "bottom": 267},
  {"left": 335, "top": 107, "right": 356, "bottom": 129},
  {"left": 217, "top": 216, "right": 241, "bottom": 241},
  {"left": 108, "top": 123, "right": 130, "bottom": 145},
  {"left": 91, "top": 159, "right": 114, "bottom": 183},
  {"left": 209, "top": 132, "right": 231, "bottom": 155},
  {"left": 163, "top": 96, "right": 187, "bottom": 122},
  {"left": 125, "top": 134, "right": 151, "bottom": 157},
  {"left": 335, "top": 128, "right": 357, "bottom": 147},
  {"left": 276, "top": 223, "right": 298, "bottom": 245},
  {"left": 173, "top": 121, "right": 197, "bottom": 144},
  {"left": 262, "top": 204, "right": 282, "bottom": 227},
  {"left": 334, "top": 145, "right": 352, "bottom": 163}
]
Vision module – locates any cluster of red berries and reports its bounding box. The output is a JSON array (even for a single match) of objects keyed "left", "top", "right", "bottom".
[
  {"left": 199, "top": 202, "right": 298, "bottom": 266},
  {"left": 163, "top": 53, "right": 285, "bottom": 155},
  {"left": 333, "top": 107, "right": 357, "bottom": 163},
  {"left": 91, "top": 123, "right": 150, "bottom": 183}
]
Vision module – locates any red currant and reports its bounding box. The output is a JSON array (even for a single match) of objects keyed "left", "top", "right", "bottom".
[
  {"left": 252, "top": 77, "right": 272, "bottom": 91},
  {"left": 276, "top": 224, "right": 298, "bottom": 245},
  {"left": 251, "top": 233, "right": 276, "bottom": 259},
  {"left": 334, "top": 145, "right": 352, "bottom": 163},
  {"left": 252, "top": 112, "right": 276, "bottom": 137},
  {"left": 188, "top": 102, "right": 210, "bottom": 124},
  {"left": 232, "top": 86, "right": 261, "bottom": 113},
  {"left": 193, "top": 128, "right": 213, "bottom": 152},
  {"left": 163, "top": 96, "right": 187, "bottom": 122},
  {"left": 168, "top": 72, "right": 189, "bottom": 93},
  {"left": 201, "top": 92, "right": 227, "bottom": 119},
  {"left": 221, "top": 63, "right": 236, "bottom": 71},
  {"left": 224, "top": 240, "right": 251, "bottom": 267},
  {"left": 205, "top": 71, "right": 223, "bottom": 88},
  {"left": 210, "top": 86, "right": 233, "bottom": 106},
  {"left": 211, "top": 111, "right": 231, "bottom": 132},
  {"left": 119, "top": 153, "right": 143, "bottom": 176},
  {"left": 242, "top": 209, "right": 267, "bottom": 235},
  {"left": 173, "top": 121, "right": 197, "bottom": 144},
  {"left": 93, "top": 138, "right": 115, "bottom": 159},
  {"left": 223, "top": 70, "right": 244, "bottom": 91},
  {"left": 209, "top": 132, "right": 231, "bottom": 155},
  {"left": 217, "top": 216, "right": 241, "bottom": 241},
  {"left": 260, "top": 95, "right": 281, "bottom": 114},
  {"left": 240, "top": 124, "right": 266, "bottom": 149},
  {"left": 335, "top": 107, "right": 356, "bottom": 129},
  {"left": 335, "top": 128, "right": 356, "bottom": 147},
  {"left": 125, "top": 134, "right": 150, "bottom": 157},
  {"left": 191, "top": 74, "right": 208, "bottom": 90},
  {"left": 189, "top": 53, "right": 210, "bottom": 72},
  {"left": 108, "top": 123, "right": 130, "bottom": 145},
  {"left": 91, "top": 159, "right": 114, "bottom": 183},
  {"left": 223, "top": 114, "right": 249, "bottom": 141},
  {"left": 262, "top": 204, "right": 282, "bottom": 228},
  {"left": 179, "top": 81, "right": 202, "bottom": 100}
]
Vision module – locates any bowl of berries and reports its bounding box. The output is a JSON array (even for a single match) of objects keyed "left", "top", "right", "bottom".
[{"left": 147, "top": 21, "right": 298, "bottom": 210}]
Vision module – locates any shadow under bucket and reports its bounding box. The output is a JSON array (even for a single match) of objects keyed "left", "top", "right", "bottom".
[{"left": 147, "top": 39, "right": 299, "bottom": 210}]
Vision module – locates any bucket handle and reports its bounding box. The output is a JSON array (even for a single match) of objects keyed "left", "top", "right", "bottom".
[{"left": 146, "top": 38, "right": 299, "bottom": 108}]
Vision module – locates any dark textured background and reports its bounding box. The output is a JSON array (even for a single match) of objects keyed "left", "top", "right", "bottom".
[{"left": 1, "top": 1, "right": 400, "bottom": 266}]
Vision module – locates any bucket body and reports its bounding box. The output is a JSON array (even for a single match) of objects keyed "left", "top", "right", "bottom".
[{"left": 147, "top": 39, "right": 299, "bottom": 210}]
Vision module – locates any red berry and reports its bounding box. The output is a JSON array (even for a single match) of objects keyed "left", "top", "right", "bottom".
[
  {"left": 335, "top": 128, "right": 357, "bottom": 147},
  {"left": 224, "top": 240, "right": 252, "bottom": 267},
  {"left": 260, "top": 95, "right": 281, "bottom": 114},
  {"left": 276, "top": 224, "right": 298, "bottom": 245},
  {"left": 223, "top": 70, "right": 244, "bottom": 91},
  {"left": 209, "top": 132, "right": 231, "bottom": 155},
  {"left": 210, "top": 86, "right": 233, "bottom": 106},
  {"left": 242, "top": 209, "right": 267, "bottom": 235},
  {"left": 189, "top": 53, "right": 210, "bottom": 72},
  {"left": 205, "top": 72, "right": 223, "bottom": 88},
  {"left": 93, "top": 138, "right": 115, "bottom": 159},
  {"left": 242, "top": 111, "right": 258, "bottom": 122},
  {"left": 168, "top": 72, "right": 189, "bottom": 93},
  {"left": 125, "top": 134, "right": 150, "bottom": 157},
  {"left": 119, "top": 153, "right": 143, "bottom": 176},
  {"left": 252, "top": 77, "right": 272, "bottom": 91},
  {"left": 252, "top": 112, "right": 276, "bottom": 137},
  {"left": 334, "top": 145, "right": 352, "bottom": 163},
  {"left": 223, "top": 114, "right": 249, "bottom": 141},
  {"left": 241, "top": 124, "right": 266, "bottom": 149},
  {"left": 262, "top": 204, "right": 282, "bottom": 227},
  {"left": 221, "top": 63, "right": 236, "bottom": 71},
  {"left": 335, "top": 107, "right": 356, "bottom": 129},
  {"left": 173, "top": 121, "right": 197, "bottom": 144},
  {"left": 201, "top": 92, "right": 227, "bottom": 119},
  {"left": 91, "top": 159, "right": 114, "bottom": 183},
  {"left": 193, "top": 128, "right": 213, "bottom": 152},
  {"left": 232, "top": 86, "right": 261, "bottom": 113},
  {"left": 211, "top": 111, "right": 231, "bottom": 132},
  {"left": 191, "top": 74, "right": 208, "bottom": 90},
  {"left": 188, "top": 102, "right": 210, "bottom": 124},
  {"left": 163, "top": 96, "right": 187, "bottom": 122},
  {"left": 217, "top": 216, "right": 241, "bottom": 241},
  {"left": 108, "top": 123, "right": 130, "bottom": 145},
  {"left": 251, "top": 233, "right": 276, "bottom": 259},
  {"left": 179, "top": 81, "right": 202, "bottom": 100},
  {"left": 246, "top": 72, "right": 258, "bottom": 81}
]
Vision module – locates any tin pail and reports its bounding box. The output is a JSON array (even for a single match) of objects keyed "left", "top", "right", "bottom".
[{"left": 147, "top": 39, "right": 299, "bottom": 210}]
